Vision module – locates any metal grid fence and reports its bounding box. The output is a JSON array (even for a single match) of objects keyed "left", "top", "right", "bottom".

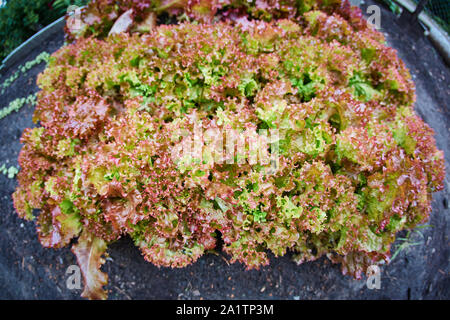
[{"left": 413, "top": 0, "right": 450, "bottom": 32}]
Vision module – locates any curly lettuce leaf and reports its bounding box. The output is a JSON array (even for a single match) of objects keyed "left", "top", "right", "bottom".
[{"left": 71, "top": 230, "right": 108, "bottom": 300}]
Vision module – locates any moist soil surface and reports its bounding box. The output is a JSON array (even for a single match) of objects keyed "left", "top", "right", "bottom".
[{"left": 0, "top": 1, "right": 448, "bottom": 299}]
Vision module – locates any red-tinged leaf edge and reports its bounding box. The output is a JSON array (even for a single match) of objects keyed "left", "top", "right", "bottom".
[{"left": 71, "top": 229, "right": 108, "bottom": 300}]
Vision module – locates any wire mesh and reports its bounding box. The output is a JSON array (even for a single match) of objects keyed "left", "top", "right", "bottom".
[{"left": 412, "top": 0, "right": 450, "bottom": 33}]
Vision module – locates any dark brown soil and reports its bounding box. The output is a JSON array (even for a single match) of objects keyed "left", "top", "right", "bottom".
[{"left": 0, "top": 1, "right": 448, "bottom": 300}]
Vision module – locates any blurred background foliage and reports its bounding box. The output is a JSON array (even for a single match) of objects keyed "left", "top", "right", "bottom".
[{"left": 0, "top": 0, "right": 88, "bottom": 61}]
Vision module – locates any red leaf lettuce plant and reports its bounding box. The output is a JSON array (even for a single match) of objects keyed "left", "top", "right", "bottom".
[{"left": 13, "top": 0, "right": 445, "bottom": 299}]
